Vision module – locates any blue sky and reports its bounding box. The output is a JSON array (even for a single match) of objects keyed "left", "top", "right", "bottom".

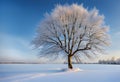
[{"left": 0, "top": 0, "right": 120, "bottom": 62}]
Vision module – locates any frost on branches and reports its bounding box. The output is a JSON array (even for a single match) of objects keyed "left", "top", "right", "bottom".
[{"left": 32, "top": 4, "right": 110, "bottom": 69}]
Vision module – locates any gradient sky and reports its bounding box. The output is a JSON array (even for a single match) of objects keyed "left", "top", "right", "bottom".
[{"left": 0, "top": 0, "right": 120, "bottom": 62}]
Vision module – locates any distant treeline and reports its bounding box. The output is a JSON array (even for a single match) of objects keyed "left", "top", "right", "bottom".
[
  {"left": 98, "top": 57, "right": 120, "bottom": 64},
  {"left": 63, "top": 57, "right": 120, "bottom": 65},
  {"left": 0, "top": 62, "right": 42, "bottom": 64}
]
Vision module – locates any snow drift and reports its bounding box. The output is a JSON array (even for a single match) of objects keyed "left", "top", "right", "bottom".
[{"left": 0, "top": 64, "right": 120, "bottom": 82}]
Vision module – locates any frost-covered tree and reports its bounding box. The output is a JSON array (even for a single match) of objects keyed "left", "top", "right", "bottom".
[{"left": 32, "top": 4, "right": 110, "bottom": 69}]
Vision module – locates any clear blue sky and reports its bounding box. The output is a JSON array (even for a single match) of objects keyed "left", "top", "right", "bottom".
[{"left": 0, "top": 0, "right": 120, "bottom": 62}]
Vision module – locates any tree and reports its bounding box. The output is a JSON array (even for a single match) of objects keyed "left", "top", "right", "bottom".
[{"left": 32, "top": 4, "right": 110, "bottom": 69}]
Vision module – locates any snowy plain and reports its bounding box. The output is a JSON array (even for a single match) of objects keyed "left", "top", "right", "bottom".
[{"left": 0, "top": 64, "right": 120, "bottom": 82}]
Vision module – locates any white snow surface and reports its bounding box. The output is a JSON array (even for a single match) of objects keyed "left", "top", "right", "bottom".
[{"left": 0, "top": 64, "right": 120, "bottom": 82}]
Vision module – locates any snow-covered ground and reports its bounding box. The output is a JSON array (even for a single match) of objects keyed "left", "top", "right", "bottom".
[{"left": 0, "top": 64, "right": 120, "bottom": 82}]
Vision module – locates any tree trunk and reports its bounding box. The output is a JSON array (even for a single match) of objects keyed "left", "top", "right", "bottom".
[{"left": 68, "top": 55, "right": 73, "bottom": 69}]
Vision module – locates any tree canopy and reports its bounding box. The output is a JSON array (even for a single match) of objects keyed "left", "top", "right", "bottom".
[{"left": 32, "top": 4, "right": 110, "bottom": 69}]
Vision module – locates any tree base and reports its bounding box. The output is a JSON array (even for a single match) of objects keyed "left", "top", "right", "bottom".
[{"left": 62, "top": 68, "right": 82, "bottom": 72}]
